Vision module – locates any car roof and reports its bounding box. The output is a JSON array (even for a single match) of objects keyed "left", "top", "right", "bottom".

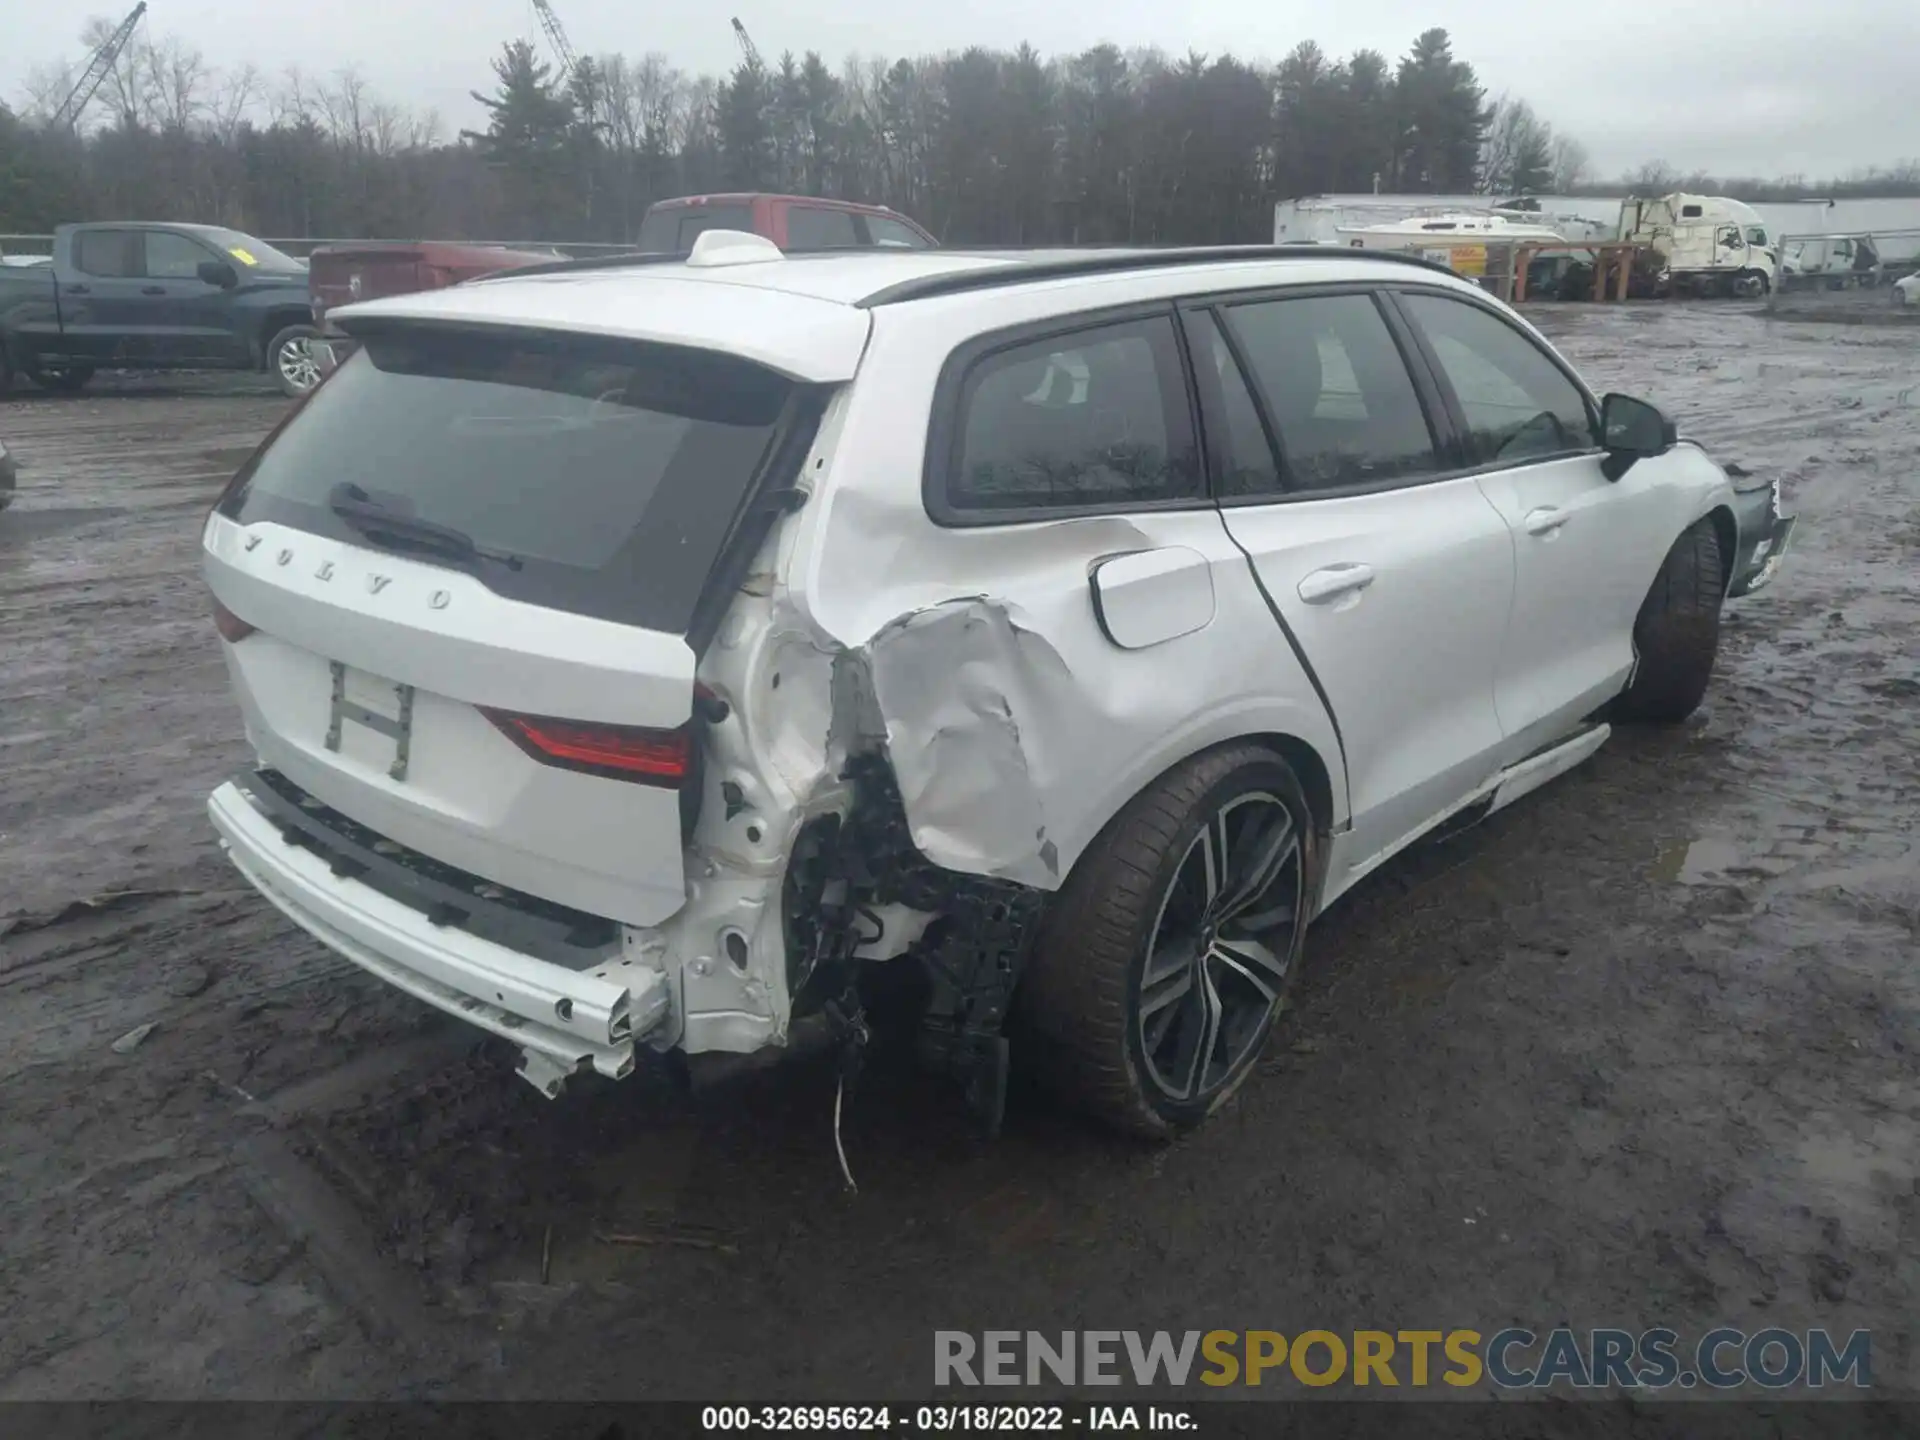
[
  {"left": 331, "top": 246, "right": 1475, "bottom": 385},
  {"left": 646, "top": 193, "right": 902, "bottom": 214}
]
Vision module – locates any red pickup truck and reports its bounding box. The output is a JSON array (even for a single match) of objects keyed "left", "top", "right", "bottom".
[
  {"left": 309, "top": 195, "right": 936, "bottom": 382},
  {"left": 634, "top": 194, "right": 937, "bottom": 253}
]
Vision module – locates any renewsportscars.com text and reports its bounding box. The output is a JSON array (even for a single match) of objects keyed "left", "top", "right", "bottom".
[{"left": 934, "top": 1328, "right": 1871, "bottom": 1391}]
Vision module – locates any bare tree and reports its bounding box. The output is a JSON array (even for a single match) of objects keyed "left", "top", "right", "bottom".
[
  {"left": 1624, "top": 159, "right": 1680, "bottom": 193},
  {"left": 144, "top": 35, "right": 208, "bottom": 132},
  {"left": 208, "top": 63, "right": 260, "bottom": 144},
  {"left": 19, "top": 62, "right": 79, "bottom": 123},
  {"left": 1549, "top": 134, "right": 1589, "bottom": 192},
  {"left": 81, "top": 13, "right": 154, "bottom": 130}
]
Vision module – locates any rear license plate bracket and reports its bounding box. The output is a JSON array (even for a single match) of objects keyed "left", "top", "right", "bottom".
[{"left": 325, "top": 661, "right": 416, "bottom": 781}]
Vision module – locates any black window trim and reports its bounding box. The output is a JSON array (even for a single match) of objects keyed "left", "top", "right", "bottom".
[
  {"left": 1178, "top": 281, "right": 1472, "bottom": 508},
  {"left": 1380, "top": 284, "right": 1606, "bottom": 478},
  {"left": 922, "top": 300, "right": 1212, "bottom": 529}
]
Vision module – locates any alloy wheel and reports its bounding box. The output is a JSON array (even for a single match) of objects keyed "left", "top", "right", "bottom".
[
  {"left": 1136, "top": 791, "right": 1304, "bottom": 1103},
  {"left": 277, "top": 337, "right": 323, "bottom": 393}
]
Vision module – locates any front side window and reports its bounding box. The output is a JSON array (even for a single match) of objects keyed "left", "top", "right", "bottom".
[
  {"left": 943, "top": 314, "right": 1201, "bottom": 516},
  {"left": 1184, "top": 309, "right": 1281, "bottom": 500},
  {"left": 1397, "top": 291, "right": 1596, "bottom": 465},
  {"left": 1221, "top": 293, "right": 1440, "bottom": 492},
  {"left": 145, "top": 231, "right": 212, "bottom": 280}
]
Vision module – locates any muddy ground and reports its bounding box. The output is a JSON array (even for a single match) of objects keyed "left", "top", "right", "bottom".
[{"left": 1, "top": 305, "right": 1916, "bottom": 1404}]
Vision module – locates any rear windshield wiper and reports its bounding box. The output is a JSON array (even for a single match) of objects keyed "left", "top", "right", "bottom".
[{"left": 328, "top": 482, "right": 523, "bottom": 571}]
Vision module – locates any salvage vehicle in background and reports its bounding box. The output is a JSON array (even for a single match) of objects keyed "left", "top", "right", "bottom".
[
  {"left": 308, "top": 240, "right": 567, "bottom": 369},
  {"left": 202, "top": 236, "right": 1795, "bottom": 1141},
  {"left": 1619, "top": 193, "right": 1778, "bottom": 298},
  {"left": 635, "top": 193, "right": 937, "bottom": 253},
  {"left": 0, "top": 223, "right": 318, "bottom": 398}
]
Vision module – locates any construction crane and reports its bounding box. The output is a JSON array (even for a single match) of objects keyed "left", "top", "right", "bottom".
[
  {"left": 730, "top": 17, "right": 764, "bottom": 70},
  {"left": 530, "top": 0, "right": 579, "bottom": 84},
  {"left": 51, "top": 2, "right": 148, "bottom": 133}
]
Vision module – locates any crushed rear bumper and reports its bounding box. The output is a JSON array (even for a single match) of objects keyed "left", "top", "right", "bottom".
[{"left": 209, "top": 777, "right": 672, "bottom": 1094}]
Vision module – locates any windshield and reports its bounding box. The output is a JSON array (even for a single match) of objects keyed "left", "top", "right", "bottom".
[
  {"left": 219, "top": 326, "right": 795, "bottom": 632},
  {"left": 202, "top": 229, "right": 306, "bottom": 271}
]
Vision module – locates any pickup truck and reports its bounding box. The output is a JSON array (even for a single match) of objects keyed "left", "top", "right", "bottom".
[
  {"left": 0, "top": 222, "right": 322, "bottom": 399},
  {"left": 634, "top": 193, "right": 937, "bottom": 253}
]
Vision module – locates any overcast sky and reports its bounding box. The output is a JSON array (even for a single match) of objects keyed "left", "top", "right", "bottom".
[{"left": 7, "top": 0, "right": 1916, "bottom": 180}]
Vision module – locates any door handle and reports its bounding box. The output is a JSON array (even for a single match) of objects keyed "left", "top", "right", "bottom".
[
  {"left": 141, "top": 285, "right": 166, "bottom": 295},
  {"left": 65, "top": 284, "right": 90, "bottom": 295},
  {"left": 1297, "top": 562, "right": 1376, "bottom": 605},
  {"left": 1524, "top": 506, "right": 1570, "bottom": 536}
]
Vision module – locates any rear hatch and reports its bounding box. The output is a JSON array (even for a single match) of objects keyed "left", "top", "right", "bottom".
[{"left": 204, "top": 323, "right": 802, "bottom": 926}]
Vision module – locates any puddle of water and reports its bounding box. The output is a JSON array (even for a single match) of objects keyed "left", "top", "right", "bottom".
[{"left": 1653, "top": 836, "right": 1746, "bottom": 885}]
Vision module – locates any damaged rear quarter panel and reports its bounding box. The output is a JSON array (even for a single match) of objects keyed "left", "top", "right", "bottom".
[{"left": 786, "top": 292, "right": 1348, "bottom": 892}]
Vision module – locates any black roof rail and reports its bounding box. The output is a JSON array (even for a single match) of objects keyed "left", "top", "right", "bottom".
[{"left": 854, "top": 244, "right": 1458, "bottom": 308}]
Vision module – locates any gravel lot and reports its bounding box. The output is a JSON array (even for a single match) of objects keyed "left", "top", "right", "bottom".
[{"left": 1, "top": 304, "right": 1916, "bottom": 1404}]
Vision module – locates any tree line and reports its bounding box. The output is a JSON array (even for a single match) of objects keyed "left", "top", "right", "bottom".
[{"left": 4, "top": 20, "right": 1918, "bottom": 246}]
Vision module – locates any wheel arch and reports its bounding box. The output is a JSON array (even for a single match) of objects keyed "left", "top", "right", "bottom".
[
  {"left": 257, "top": 307, "right": 315, "bottom": 366},
  {"left": 1044, "top": 725, "right": 1341, "bottom": 895}
]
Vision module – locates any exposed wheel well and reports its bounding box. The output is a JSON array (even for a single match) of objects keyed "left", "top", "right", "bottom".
[
  {"left": 258, "top": 309, "right": 313, "bottom": 365},
  {"left": 1248, "top": 731, "right": 1336, "bottom": 841}
]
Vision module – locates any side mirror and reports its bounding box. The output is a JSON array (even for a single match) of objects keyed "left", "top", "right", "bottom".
[
  {"left": 197, "top": 259, "right": 238, "bottom": 289},
  {"left": 1600, "top": 394, "right": 1676, "bottom": 478}
]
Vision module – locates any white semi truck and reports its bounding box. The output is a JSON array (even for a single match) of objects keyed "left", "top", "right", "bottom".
[{"left": 1617, "top": 193, "right": 1778, "bottom": 298}]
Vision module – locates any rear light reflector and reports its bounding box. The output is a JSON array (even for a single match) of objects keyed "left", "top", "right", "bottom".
[
  {"left": 482, "top": 709, "right": 692, "bottom": 787},
  {"left": 213, "top": 596, "right": 256, "bottom": 643}
]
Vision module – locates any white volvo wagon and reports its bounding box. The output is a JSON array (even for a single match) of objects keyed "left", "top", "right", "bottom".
[{"left": 204, "top": 235, "right": 1794, "bottom": 1137}]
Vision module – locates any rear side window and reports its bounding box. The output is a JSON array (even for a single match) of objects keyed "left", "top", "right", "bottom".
[
  {"left": 786, "top": 207, "right": 861, "bottom": 249},
  {"left": 1222, "top": 294, "right": 1439, "bottom": 492},
  {"left": 636, "top": 205, "right": 754, "bottom": 253},
  {"left": 941, "top": 314, "right": 1201, "bottom": 518},
  {"left": 1397, "top": 292, "right": 1595, "bottom": 463},
  {"left": 73, "top": 230, "right": 137, "bottom": 277},
  {"left": 221, "top": 328, "right": 794, "bottom": 633}
]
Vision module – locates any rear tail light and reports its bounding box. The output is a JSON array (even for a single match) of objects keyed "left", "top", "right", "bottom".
[
  {"left": 212, "top": 596, "right": 256, "bottom": 643},
  {"left": 483, "top": 709, "right": 693, "bottom": 787}
]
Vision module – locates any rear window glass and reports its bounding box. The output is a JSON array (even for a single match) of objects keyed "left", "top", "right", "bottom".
[
  {"left": 637, "top": 205, "right": 753, "bottom": 253},
  {"left": 221, "top": 327, "right": 793, "bottom": 633}
]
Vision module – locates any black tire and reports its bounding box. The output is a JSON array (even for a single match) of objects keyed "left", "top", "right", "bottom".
[
  {"left": 0, "top": 347, "right": 13, "bottom": 399},
  {"left": 1612, "top": 519, "right": 1726, "bottom": 724},
  {"left": 1018, "top": 743, "right": 1318, "bottom": 1139},
  {"left": 28, "top": 362, "right": 94, "bottom": 394},
  {"left": 267, "top": 324, "right": 325, "bottom": 398}
]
